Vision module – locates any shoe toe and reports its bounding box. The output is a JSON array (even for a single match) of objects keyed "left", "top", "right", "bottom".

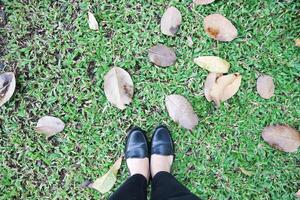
[
  {"left": 151, "top": 125, "right": 174, "bottom": 155},
  {"left": 125, "top": 128, "right": 149, "bottom": 159}
]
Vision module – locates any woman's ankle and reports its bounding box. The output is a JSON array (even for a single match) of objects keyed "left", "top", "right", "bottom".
[
  {"left": 127, "top": 158, "right": 150, "bottom": 181},
  {"left": 150, "top": 155, "right": 173, "bottom": 177}
]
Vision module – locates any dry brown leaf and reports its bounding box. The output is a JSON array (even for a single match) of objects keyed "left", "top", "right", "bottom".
[
  {"left": 194, "top": 56, "right": 230, "bottom": 73},
  {"left": 209, "top": 73, "right": 242, "bottom": 106},
  {"left": 193, "top": 0, "right": 215, "bottom": 5},
  {"left": 295, "top": 39, "right": 300, "bottom": 47},
  {"left": 262, "top": 125, "right": 300, "bottom": 153},
  {"left": 90, "top": 157, "right": 122, "bottom": 194},
  {"left": 35, "top": 116, "right": 65, "bottom": 138},
  {"left": 104, "top": 67, "right": 134, "bottom": 110},
  {"left": 160, "top": 6, "right": 182, "bottom": 36},
  {"left": 239, "top": 167, "right": 253, "bottom": 176},
  {"left": 204, "top": 72, "right": 217, "bottom": 101},
  {"left": 204, "top": 14, "right": 238, "bottom": 42},
  {"left": 187, "top": 36, "right": 194, "bottom": 47},
  {"left": 296, "top": 189, "right": 300, "bottom": 198},
  {"left": 0, "top": 72, "right": 16, "bottom": 107},
  {"left": 148, "top": 44, "right": 176, "bottom": 67},
  {"left": 88, "top": 11, "right": 99, "bottom": 30},
  {"left": 256, "top": 75, "right": 275, "bottom": 99},
  {"left": 165, "top": 95, "right": 198, "bottom": 130}
]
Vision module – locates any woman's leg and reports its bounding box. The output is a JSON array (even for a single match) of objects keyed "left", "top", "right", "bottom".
[
  {"left": 151, "top": 172, "right": 200, "bottom": 200},
  {"left": 109, "top": 174, "right": 147, "bottom": 200},
  {"left": 150, "top": 126, "right": 200, "bottom": 200},
  {"left": 110, "top": 127, "right": 150, "bottom": 200}
]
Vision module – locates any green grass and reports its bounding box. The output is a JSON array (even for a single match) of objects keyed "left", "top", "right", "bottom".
[{"left": 0, "top": 0, "right": 299, "bottom": 199}]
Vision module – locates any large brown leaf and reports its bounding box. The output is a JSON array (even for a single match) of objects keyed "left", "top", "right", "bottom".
[
  {"left": 295, "top": 39, "right": 300, "bottom": 47},
  {"left": 205, "top": 73, "right": 242, "bottom": 107},
  {"left": 165, "top": 95, "right": 198, "bottom": 130},
  {"left": 148, "top": 44, "right": 176, "bottom": 67},
  {"left": 193, "top": 0, "right": 215, "bottom": 5},
  {"left": 104, "top": 67, "right": 134, "bottom": 110},
  {"left": 204, "top": 14, "right": 238, "bottom": 42},
  {"left": 256, "top": 75, "right": 275, "bottom": 99},
  {"left": 90, "top": 156, "right": 122, "bottom": 194},
  {"left": 194, "top": 56, "right": 230, "bottom": 73},
  {"left": 0, "top": 72, "right": 16, "bottom": 107},
  {"left": 160, "top": 6, "right": 182, "bottom": 36},
  {"left": 262, "top": 125, "right": 300, "bottom": 153},
  {"left": 35, "top": 116, "right": 65, "bottom": 138}
]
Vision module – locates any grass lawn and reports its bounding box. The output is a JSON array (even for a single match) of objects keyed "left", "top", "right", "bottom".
[{"left": 1, "top": 0, "right": 300, "bottom": 199}]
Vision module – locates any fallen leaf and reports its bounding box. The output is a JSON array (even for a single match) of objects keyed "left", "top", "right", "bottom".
[
  {"left": 165, "top": 95, "right": 198, "bottom": 130},
  {"left": 256, "top": 75, "right": 275, "bottom": 99},
  {"left": 295, "top": 39, "right": 300, "bottom": 47},
  {"left": 104, "top": 67, "right": 134, "bottom": 110},
  {"left": 208, "top": 73, "right": 242, "bottom": 107},
  {"left": 160, "top": 6, "right": 182, "bottom": 36},
  {"left": 88, "top": 11, "right": 99, "bottom": 30},
  {"left": 193, "top": 0, "right": 215, "bottom": 5},
  {"left": 204, "top": 14, "right": 238, "bottom": 42},
  {"left": 262, "top": 125, "right": 300, "bottom": 153},
  {"left": 296, "top": 189, "right": 300, "bottom": 198},
  {"left": 0, "top": 72, "right": 16, "bottom": 107},
  {"left": 90, "top": 157, "right": 122, "bottom": 194},
  {"left": 204, "top": 72, "right": 218, "bottom": 101},
  {"left": 148, "top": 44, "right": 176, "bottom": 67},
  {"left": 187, "top": 36, "right": 194, "bottom": 47},
  {"left": 35, "top": 116, "right": 65, "bottom": 138},
  {"left": 239, "top": 167, "right": 253, "bottom": 176},
  {"left": 194, "top": 56, "right": 230, "bottom": 73}
]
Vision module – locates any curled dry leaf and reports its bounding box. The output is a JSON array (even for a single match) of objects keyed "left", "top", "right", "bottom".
[
  {"left": 35, "top": 116, "right": 65, "bottom": 138},
  {"left": 194, "top": 56, "right": 230, "bottom": 73},
  {"left": 160, "top": 6, "right": 182, "bottom": 36},
  {"left": 262, "top": 125, "right": 300, "bottom": 153},
  {"left": 90, "top": 156, "right": 122, "bottom": 194},
  {"left": 204, "top": 73, "right": 242, "bottom": 107},
  {"left": 148, "top": 44, "right": 176, "bottom": 67},
  {"left": 295, "top": 39, "right": 300, "bottom": 47},
  {"left": 204, "top": 14, "right": 238, "bottom": 42},
  {"left": 256, "top": 75, "right": 275, "bottom": 99},
  {"left": 0, "top": 72, "right": 16, "bottom": 107},
  {"left": 104, "top": 67, "right": 134, "bottom": 110},
  {"left": 165, "top": 95, "right": 198, "bottom": 130},
  {"left": 88, "top": 11, "right": 99, "bottom": 30},
  {"left": 239, "top": 167, "right": 253, "bottom": 176},
  {"left": 193, "top": 0, "right": 215, "bottom": 5}
]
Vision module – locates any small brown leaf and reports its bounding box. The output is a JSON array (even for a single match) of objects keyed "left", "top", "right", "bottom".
[
  {"left": 148, "top": 44, "right": 176, "bottom": 67},
  {"left": 239, "top": 167, "right": 253, "bottom": 176},
  {"left": 295, "top": 39, "right": 300, "bottom": 47},
  {"left": 160, "top": 6, "right": 182, "bottom": 36},
  {"left": 35, "top": 116, "right": 65, "bottom": 138},
  {"left": 165, "top": 95, "right": 198, "bottom": 130},
  {"left": 209, "top": 73, "right": 242, "bottom": 107},
  {"left": 204, "top": 14, "right": 238, "bottom": 42},
  {"left": 104, "top": 67, "right": 134, "bottom": 110},
  {"left": 256, "top": 75, "right": 275, "bottom": 99},
  {"left": 194, "top": 56, "right": 230, "bottom": 73},
  {"left": 88, "top": 11, "right": 99, "bottom": 30},
  {"left": 262, "top": 125, "right": 300, "bottom": 153},
  {"left": 0, "top": 72, "right": 16, "bottom": 107},
  {"left": 90, "top": 156, "right": 122, "bottom": 194},
  {"left": 187, "top": 36, "right": 194, "bottom": 47},
  {"left": 193, "top": 0, "right": 215, "bottom": 5}
]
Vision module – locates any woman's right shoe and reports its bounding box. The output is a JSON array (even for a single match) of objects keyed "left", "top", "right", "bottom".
[
  {"left": 125, "top": 127, "right": 149, "bottom": 159},
  {"left": 151, "top": 125, "right": 174, "bottom": 156}
]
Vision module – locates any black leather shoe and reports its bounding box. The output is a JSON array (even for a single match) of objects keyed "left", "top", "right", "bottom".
[
  {"left": 125, "top": 127, "right": 149, "bottom": 159},
  {"left": 151, "top": 125, "right": 174, "bottom": 156}
]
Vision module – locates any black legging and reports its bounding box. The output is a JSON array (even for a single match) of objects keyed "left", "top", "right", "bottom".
[{"left": 109, "top": 172, "right": 200, "bottom": 200}]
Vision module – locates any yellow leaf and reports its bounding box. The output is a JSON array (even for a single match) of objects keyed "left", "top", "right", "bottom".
[
  {"left": 240, "top": 167, "right": 253, "bottom": 176},
  {"left": 194, "top": 56, "right": 230, "bottom": 73},
  {"left": 295, "top": 39, "right": 300, "bottom": 47},
  {"left": 90, "top": 156, "right": 122, "bottom": 194}
]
